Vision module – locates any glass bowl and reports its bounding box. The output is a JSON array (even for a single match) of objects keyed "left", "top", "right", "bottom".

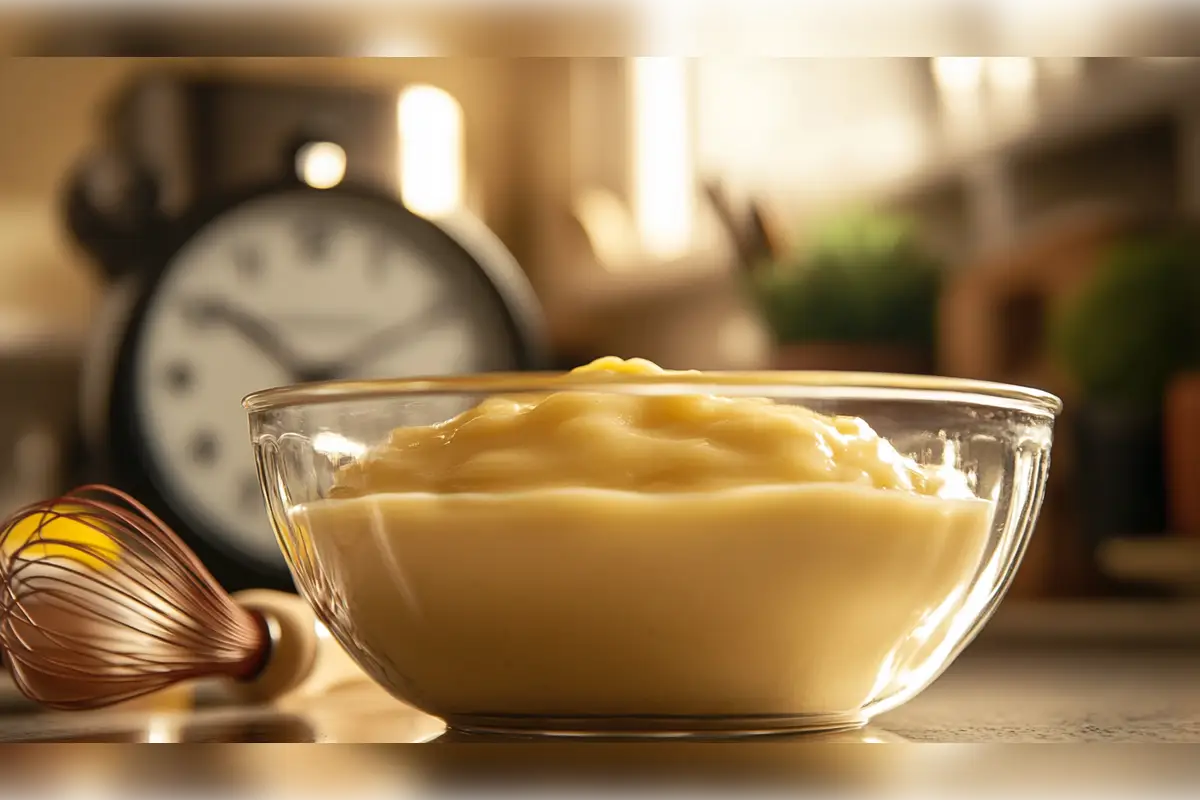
[{"left": 244, "top": 371, "right": 1060, "bottom": 738}]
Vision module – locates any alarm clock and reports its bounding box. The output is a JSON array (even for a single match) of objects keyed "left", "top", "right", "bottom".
[{"left": 67, "top": 164, "right": 548, "bottom": 592}]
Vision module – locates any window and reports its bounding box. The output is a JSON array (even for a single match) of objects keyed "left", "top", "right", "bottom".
[
  {"left": 630, "top": 57, "right": 693, "bottom": 260},
  {"left": 398, "top": 84, "right": 464, "bottom": 218}
]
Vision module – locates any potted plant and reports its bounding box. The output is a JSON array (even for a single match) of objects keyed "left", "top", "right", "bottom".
[
  {"left": 1050, "top": 230, "right": 1200, "bottom": 549},
  {"left": 746, "top": 211, "right": 944, "bottom": 373}
]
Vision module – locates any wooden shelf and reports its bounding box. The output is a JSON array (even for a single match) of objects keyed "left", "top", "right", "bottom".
[
  {"left": 884, "top": 61, "right": 1200, "bottom": 206},
  {"left": 830, "top": 60, "right": 1200, "bottom": 260},
  {"left": 1097, "top": 537, "right": 1200, "bottom": 594}
]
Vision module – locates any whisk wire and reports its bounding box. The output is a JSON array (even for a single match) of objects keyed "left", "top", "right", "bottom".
[
  {"left": 5, "top": 545, "right": 228, "bottom": 651},
  {"left": 9, "top": 489, "right": 249, "bottom": 637},
  {"left": 0, "top": 485, "right": 269, "bottom": 710}
]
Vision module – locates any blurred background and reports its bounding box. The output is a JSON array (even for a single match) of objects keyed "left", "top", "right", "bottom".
[{"left": 4, "top": 49, "right": 1200, "bottom": 603}]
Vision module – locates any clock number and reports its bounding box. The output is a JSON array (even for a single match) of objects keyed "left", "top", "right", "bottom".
[
  {"left": 164, "top": 361, "right": 194, "bottom": 395},
  {"left": 233, "top": 245, "right": 263, "bottom": 280},
  {"left": 188, "top": 430, "right": 219, "bottom": 467},
  {"left": 297, "top": 223, "right": 333, "bottom": 264}
]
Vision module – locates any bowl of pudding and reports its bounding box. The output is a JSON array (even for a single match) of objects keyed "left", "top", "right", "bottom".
[{"left": 244, "top": 357, "right": 1060, "bottom": 737}]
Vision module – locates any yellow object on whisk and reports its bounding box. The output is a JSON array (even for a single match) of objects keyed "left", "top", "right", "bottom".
[
  {"left": 0, "top": 484, "right": 367, "bottom": 712},
  {"left": 1, "top": 501, "right": 120, "bottom": 571}
]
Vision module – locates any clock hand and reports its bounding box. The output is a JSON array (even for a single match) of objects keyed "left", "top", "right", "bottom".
[
  {"left": 311, "top": 301, "right": 455, "bottom": 379},
  {"left": 183, "top": 298, "right": 311, "bottom": 376}
]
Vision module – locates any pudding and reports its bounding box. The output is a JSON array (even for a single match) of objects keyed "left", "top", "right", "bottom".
[{"left": 289, "top": 357, "right": 994, "bottom": 731}]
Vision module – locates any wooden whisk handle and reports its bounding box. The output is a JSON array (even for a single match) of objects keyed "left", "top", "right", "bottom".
[{"left": 228, "top": 590, "right": 366, "bottom": 704}]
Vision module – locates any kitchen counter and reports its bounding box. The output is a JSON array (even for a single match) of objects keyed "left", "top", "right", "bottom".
[
  {"left": 0, "top": 602, "right": 1197, "bottom": 744},
  {"left": 2, "top": 606, "right": 1200, "bottom": 800},
  {"left": 0, "top": 647, "right": 1197, "bottom": 744},
  {"left": 881, "top": 643, "right": 1200, "bottom": 742},
  {"left": 3, "top": 644, "right": 1199, "bottom": 800},
  {"left": 0, "top": 647, "right": 1195, "bottom": 743}
]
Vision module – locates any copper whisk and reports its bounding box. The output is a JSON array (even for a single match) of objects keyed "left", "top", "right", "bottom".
[{"left": 0, "top": 484, "right": 363, "bottom": 711}]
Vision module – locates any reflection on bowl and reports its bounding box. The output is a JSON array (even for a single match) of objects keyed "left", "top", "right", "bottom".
[
  {"left": 245, "top": 358, "right": 1059, "bottom": 738},
  {"left": 429, "top": 725, "right": 909, "bottom": 744}
]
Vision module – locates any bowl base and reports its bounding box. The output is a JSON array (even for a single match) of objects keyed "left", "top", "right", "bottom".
[{"left": 442, "top": 712, "right": 867, "bottom": 740}]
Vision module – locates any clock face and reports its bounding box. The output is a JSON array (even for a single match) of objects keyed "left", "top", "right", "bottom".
[{"left": 131, "top": 189, "right": 532, "bottom": 570}]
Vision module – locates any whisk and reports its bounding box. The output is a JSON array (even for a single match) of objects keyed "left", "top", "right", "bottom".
[{"left": 0, "top": 484, "right": 364, "bottom": 711}]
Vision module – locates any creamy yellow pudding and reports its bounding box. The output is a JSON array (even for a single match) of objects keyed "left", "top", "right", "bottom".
[{"left": 291, "top": 357, "right": 993, "bottom": 730}]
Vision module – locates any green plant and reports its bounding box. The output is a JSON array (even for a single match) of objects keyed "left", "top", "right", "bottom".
[
  {"left": 1051, "top": 232, "right": 1200, "bottom": 412},
  {"left": 747, "top": 211, "right": 944, "bottom": 349}
]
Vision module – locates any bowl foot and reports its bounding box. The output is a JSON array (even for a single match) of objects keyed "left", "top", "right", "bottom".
[{"left": 441, "top": 712, "right": 867, "bottom": 740}]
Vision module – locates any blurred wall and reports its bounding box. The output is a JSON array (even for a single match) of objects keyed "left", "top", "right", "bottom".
[
  {"left": 694, "top": 58, "right": 936, "bottom": 222},
  {"left": 8, "top": 57, "right": 1189, "bottom": 371},
  {"left": 0, "top": 57, "right": 530, "bottom": 334}
]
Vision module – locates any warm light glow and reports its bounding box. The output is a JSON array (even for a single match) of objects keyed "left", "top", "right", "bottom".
[
  {"left": 398, "top": 84, "right": 464, "bottom": 218},
  {"left": 145, "top": 715, "right": 175, "bottom": 744},
  {"left": 932, "top": 57, "right": 985, "bottom": 94},
  {"left": 986, "top": 57, "right": 1036, "bottom": 93},
  {"left": 631, "top": 57, "right": 693, "bottom": 260},
  {"left": 932, "top": 58, "right": 986, "bottom": 147},
  {"left": 990, "top": 0, "right": 1106, "bottom": 55},
  {"left": 853, "top": 116, "right": 926, "bottom": 182},
  {"left": 296, "top": 141, "right": 347, "bottom": 190},
  {"left": 986, "top": 57, "right": 1038, "bottom": 129},
  {"left": 359, "top": 35, "right": 437, "bottom": 57}
]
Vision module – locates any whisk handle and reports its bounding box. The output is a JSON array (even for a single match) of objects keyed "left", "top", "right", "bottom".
[{"left": 227, "top": 590, "right": 365, "bottom": 704}]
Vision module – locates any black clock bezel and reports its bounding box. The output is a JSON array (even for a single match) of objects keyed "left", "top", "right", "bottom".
[{"left": 88, "top": 178, "right": 549, "bottom": 592}]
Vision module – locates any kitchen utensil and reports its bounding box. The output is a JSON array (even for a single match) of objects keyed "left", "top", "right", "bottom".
[
  {"left": 700, "top": 180, "right": 781, "bottom": 272},
  {"left": 0, "top": 485, "right": 364, "bottom": 711}
]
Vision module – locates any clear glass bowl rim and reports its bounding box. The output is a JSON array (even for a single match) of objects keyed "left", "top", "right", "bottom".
[{"left": 243, "top": 370, "right": 1063, "bottom": 418}]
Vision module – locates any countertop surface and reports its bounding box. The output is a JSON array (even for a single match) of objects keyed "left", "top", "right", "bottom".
[{"left": 0, "top": 602, "right": 1197, "bottom": 745}]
